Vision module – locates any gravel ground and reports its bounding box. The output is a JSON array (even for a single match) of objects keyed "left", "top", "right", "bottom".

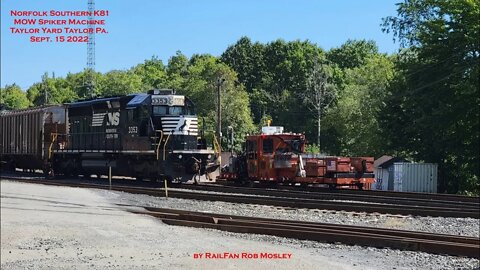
[
  {"left": 101, "top": 189, "right": 480, "bottom": 238},
  {"left": 98, "top": 189, "right": 480, "bottom": 270},
  {"left": 2, "top": 181, "right": 479, "bottom": 270},
  {"left": 1, "top": 181, "right": 351, "bottom": 270}
]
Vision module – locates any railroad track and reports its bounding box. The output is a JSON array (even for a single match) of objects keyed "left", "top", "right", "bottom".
[
  {"left": 4, "top": 171, "right": 478, "bottom": 209},
  {"left": 236, "top": 182, "right": 480, "bottom": 203},
  {"left": 2, "top": 175, "right": 479, "bottom": 218},
  {"left": 4, "top": 171, "right": 478, "bottom": 206},
  {"left": 175, "top": 183, "right": 480, "bottom": 210},
  {"left": 128, "top": 206, "right": 480, "bottom": 258}
]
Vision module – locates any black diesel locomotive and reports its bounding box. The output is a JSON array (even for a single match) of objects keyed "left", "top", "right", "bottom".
[{"left": 1, "top": 89, "right": 219, "bottom": 182}]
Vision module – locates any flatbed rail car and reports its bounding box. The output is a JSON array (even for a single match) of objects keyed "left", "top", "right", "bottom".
[
  {"left": 220, "top": 126, "right": 375, "bottom": 189},
  {"left": 0, "top": 105, "right": 66, "bottom": 173},
  {"left": 1, "top": 89, "right": 219, "bottom": 182}
]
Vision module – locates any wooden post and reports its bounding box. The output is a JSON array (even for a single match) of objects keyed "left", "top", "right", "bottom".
[
  {"left": 164, "top": 179, "right": 168, "bottom": 199},
  {"left": 108, "top": 166, "right": 112, "bottom": 190}
]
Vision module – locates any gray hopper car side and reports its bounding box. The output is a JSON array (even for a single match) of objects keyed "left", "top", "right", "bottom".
[{"left": 0, "top": 105, "right": 67, "bottom": 172}]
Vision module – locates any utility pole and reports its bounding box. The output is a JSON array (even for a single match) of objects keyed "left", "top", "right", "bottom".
[
  {"left": 42, "top": 72, "right": 48, "bottom": 105},
  {"left": 216, "top": 78, "right": 225, "bottom": 148},
  {"left": 227, "top": 126, "right": 234, "bottom": 154}
]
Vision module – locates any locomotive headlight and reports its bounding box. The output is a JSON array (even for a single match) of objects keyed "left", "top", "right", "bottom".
[
  {"left": 178, "top": 154, "right": 182, "bottom": 159},
  {"left": 207, "top": 154, "right": 212, "bottom": 159}
]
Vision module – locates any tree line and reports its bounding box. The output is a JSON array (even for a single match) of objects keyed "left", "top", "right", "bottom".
[{"left": 1, "top": 0, "right": 478, "bottom": 194}]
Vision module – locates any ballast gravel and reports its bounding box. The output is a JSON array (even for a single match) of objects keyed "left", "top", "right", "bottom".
[
  {"left": 100, "top": 189, "right": 480, "bottom": 238},
  {"left": 2, "top": 181, "right": 479, "bottom": 270},
  {"left": 98, "top": 189, "right": 480, "bottom": 270}
]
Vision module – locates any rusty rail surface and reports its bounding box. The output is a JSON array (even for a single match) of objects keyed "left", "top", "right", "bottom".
[
  {"left": 129, "top": 207, "right": 480, "bottom": 258},
  {"left": 1, "top": 175, "right": 478, "bottom": 218},
  {"left": 3, "top": 171, "right": 478, "bottom": 207},
  {"left": 174, "top": 183, "right": 480, "bottom": 210}
]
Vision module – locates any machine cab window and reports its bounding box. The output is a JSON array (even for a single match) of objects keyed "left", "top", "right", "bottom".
[
  {"left": 246, "top": 140, "right": 257, "bottom": 160},
  {"left": 262, "top": 138, "right": 273, "bottom": 154}
]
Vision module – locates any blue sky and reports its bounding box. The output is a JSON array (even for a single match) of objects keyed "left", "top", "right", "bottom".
[{"left": 1, "top": 0, "right": 400, "bottom": 89}]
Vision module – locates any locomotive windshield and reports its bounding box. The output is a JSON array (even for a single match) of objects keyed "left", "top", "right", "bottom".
[{"left": 153, "top": 105, "right": 194, "bottom": 116}]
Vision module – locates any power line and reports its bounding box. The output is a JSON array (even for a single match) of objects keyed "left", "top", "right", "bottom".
[{"left": 397, "top": 50, "right": 476, "bottom": 81}]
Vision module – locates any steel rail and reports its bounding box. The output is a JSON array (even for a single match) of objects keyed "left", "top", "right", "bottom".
[
  {"left": 2, "top": 177, "right": 478, "bottom": 218},
  {"left": 175, "top": 183, "right": 480, "bottom": 210},
  {"left": 298, "top": 185, "right": 479, "bottom": 203},
  {"left": 129, "top": 207, "right": 480, "bottom": 258},
  {"left": 3, "top": 171, "right": 478, "bottom": 206}
]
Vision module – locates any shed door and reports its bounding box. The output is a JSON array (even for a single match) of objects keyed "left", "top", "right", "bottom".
[{"left": 388, "top": 166, "right": 394, "bottom": 191}]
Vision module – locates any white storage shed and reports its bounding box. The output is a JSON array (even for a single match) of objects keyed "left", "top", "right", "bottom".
[{"left": 373, "top": 156, "right": 438, "bottom": 193}]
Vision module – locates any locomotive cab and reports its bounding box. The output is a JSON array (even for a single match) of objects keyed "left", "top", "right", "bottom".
[{"left": 149, "top": 89, "right": 199, "bottom": 150}]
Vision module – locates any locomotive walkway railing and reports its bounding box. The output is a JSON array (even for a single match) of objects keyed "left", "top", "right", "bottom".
[{"left": 50, "top": 132, "right": 122, "bottom": 152}]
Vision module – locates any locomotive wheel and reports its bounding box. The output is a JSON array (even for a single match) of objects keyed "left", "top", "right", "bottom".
[
  {"left": 150, "top": 177, "right": 163, "bottom": 187},
  {"left": 164, "top": 176, "right": 174, "bottom": 185},
  {"left": 7, "top": 161, "right": 16, "bottom": 172},
  {"left": 193, "top": 174, "right": 200, "bottom": 185},
  {"left": 243, "top": 180, "right": 254, "bottom": 188},
  {"left": 267, "top": 181, "right": 278, "bottom": 188},
  {"left": 42, "top": 168, "right": 49, "bottom": 178}
]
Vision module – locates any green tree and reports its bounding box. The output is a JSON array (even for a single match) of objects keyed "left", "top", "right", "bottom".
[
  {"left": 178, "top": 54, "right": 255, "bottom": 148},
  {"left": 324, "top": 54, "right": 395, "bottom": 156},
  {"left": 221, "top": 36, "right": 266, "bottom": 92},
  {"left": 327, "top": 39, "right": 379, "bottom": 69},
  {"left": 99, "top": 70, "right": 144, "bottom": 96},
  {"left": 26, "top": 73, "right": 78, "bottom": 106},
  {"left": 162, "top": 53, "right": 256, "bottom": 148},
  {"left": 257, "top": 39, "right": 325, "bottom": 133},
  {"left": 382, "top": 0, "right": 479, "bottom": 193},
  {"left": 302, "top": 58, "right": 336, "bottom": 151},
  {"left": 221, "top": 37, "right": 326, "bottom": 132},
  {"left": 166, "top": 51, "right": 189, "bottom": 90},
  {"left": 63, "top": 70, "right": 104, "bottom": 99},
  {"left": 133, "top": 56, "right": 168, "bottom": 89},
  {"left": 0, "top": 84, "right": 30, "bottom": 109}
]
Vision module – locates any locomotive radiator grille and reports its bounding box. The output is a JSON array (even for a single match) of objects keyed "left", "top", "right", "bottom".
[
  {"left": 91, "top": 112, "right": 107, "bottom": 127},
  {"left": 161, "top": 116, "right": 198, "bottom": 136}
]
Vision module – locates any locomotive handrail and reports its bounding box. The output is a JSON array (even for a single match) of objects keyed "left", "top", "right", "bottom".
[
  {"left": 213, "top": 134, "right": 220, "bottom": 156},
  {"left": 48, "top": 133, "right": 59, "bottom": 159},
  {"left": 155, "top": 130, "right": 164, "bottom": 160},
  {"left": 213, "top": 134, "right": 222, "bottom": 165},
  {"left": 163, "top": 131, "right": 173, "bottom": 160}
]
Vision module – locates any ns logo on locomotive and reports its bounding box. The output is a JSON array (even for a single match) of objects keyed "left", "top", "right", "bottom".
[{"left": 0, "top": 89, "right": 219, "bottom": 183}]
